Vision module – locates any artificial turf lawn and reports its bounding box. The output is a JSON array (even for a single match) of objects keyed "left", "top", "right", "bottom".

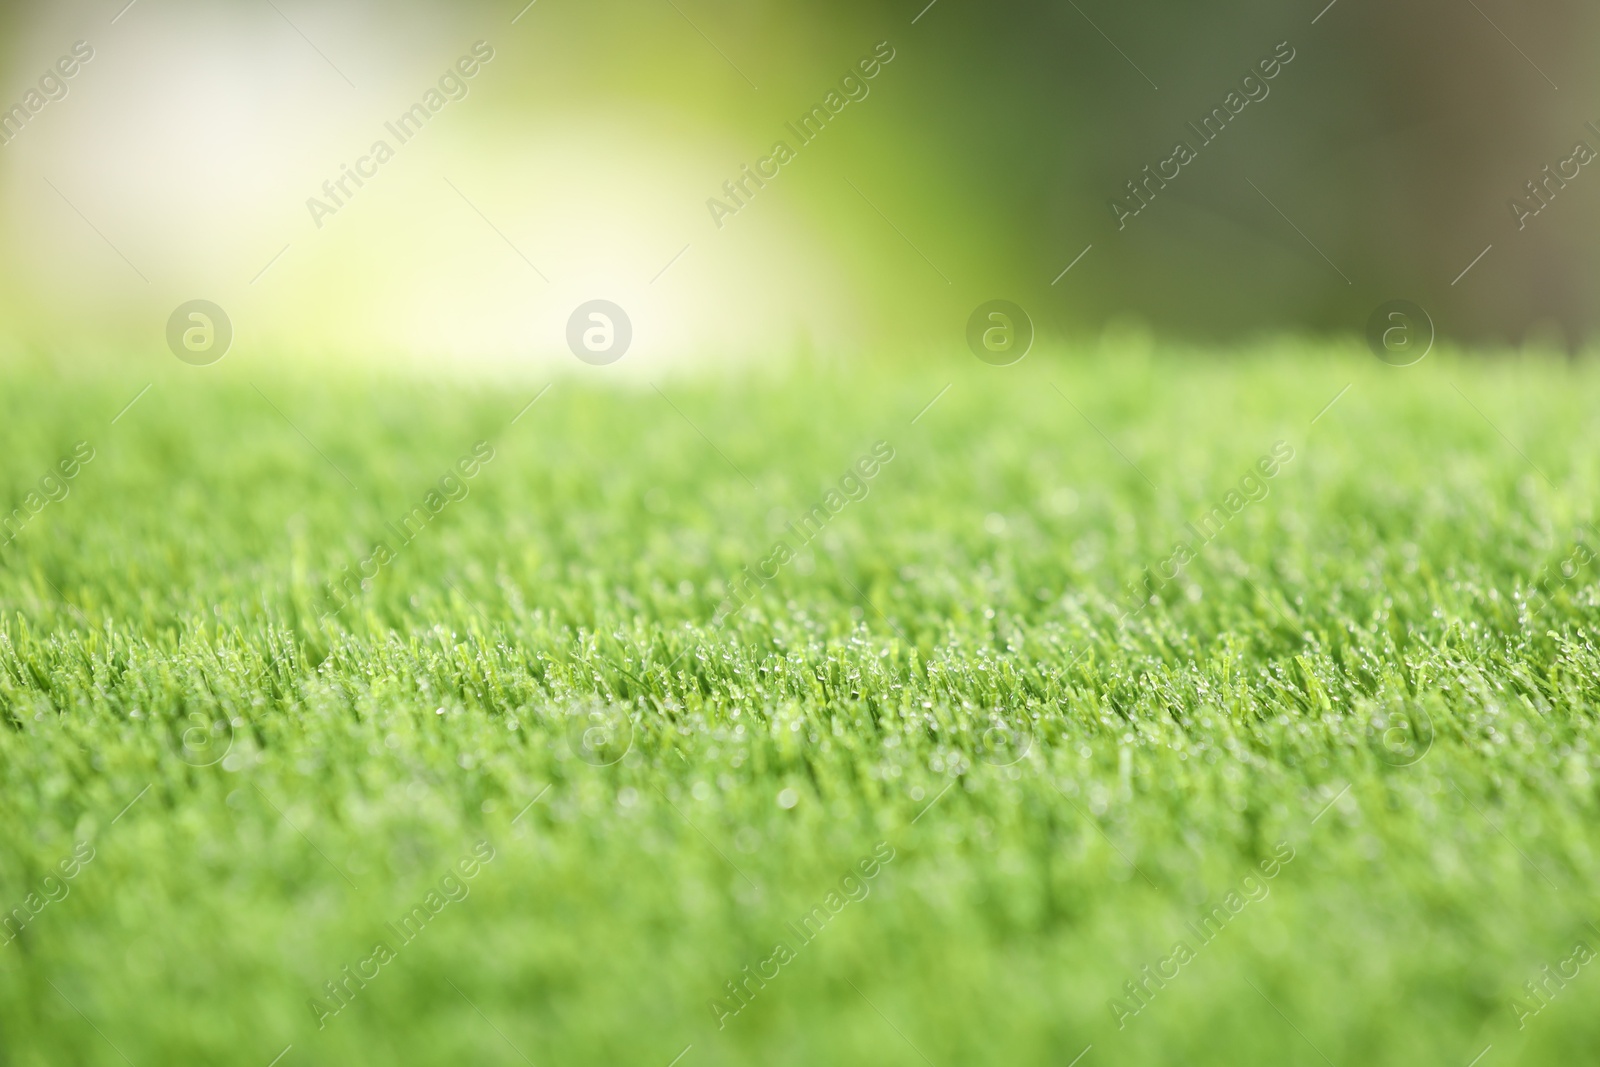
[{"left": 1, "top": 343, "right": 1599, "bottom": 1065}]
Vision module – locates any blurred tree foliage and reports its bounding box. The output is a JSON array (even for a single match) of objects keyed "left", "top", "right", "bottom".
[
  {"left": 659, "top": 0, "right": 1599, "bottom": 345},
  {"left": 3, "top": 0, "right": 1593, "bottom": 347}
]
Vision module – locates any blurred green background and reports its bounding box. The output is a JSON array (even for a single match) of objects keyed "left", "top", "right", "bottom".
[{"left": 0, "top": 0, "right": 1595, "bottom": 362}]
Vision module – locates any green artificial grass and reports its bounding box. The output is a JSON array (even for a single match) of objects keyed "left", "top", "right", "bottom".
[{"left": 2, "top": 342, "right": 1599, "bottom": 1065}]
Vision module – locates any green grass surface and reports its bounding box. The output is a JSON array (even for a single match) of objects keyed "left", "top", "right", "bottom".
[{"left": 2, "top": 344, "right": 1599, "bottom": 1065}]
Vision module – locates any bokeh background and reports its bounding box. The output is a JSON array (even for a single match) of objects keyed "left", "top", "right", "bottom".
[{"left": 0, "top": 0, "right": 1594, "bottom": 365}]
